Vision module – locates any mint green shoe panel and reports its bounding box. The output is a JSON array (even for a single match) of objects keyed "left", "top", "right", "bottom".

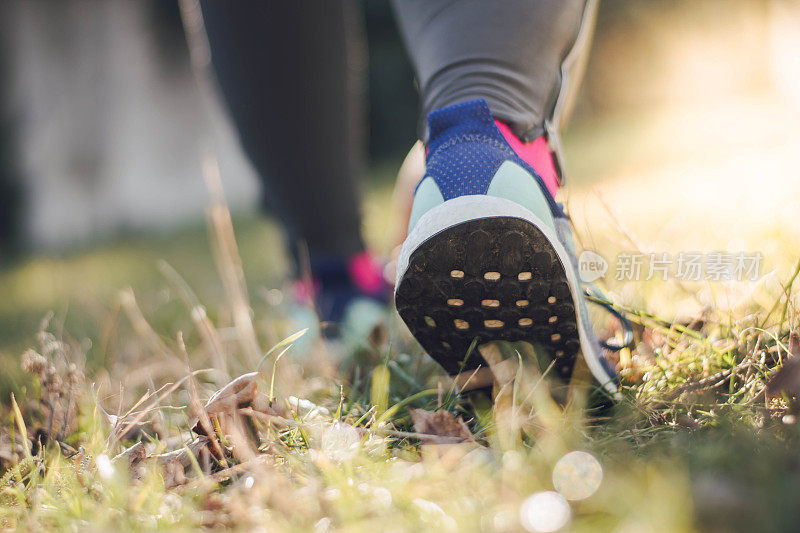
[
  {"left": 341, "top": 297, "right": 388, "bottom": 351},
  {"left": 408, "top": 177, "right": 445, "bottom": 233},
  {"left": 285, "top": 297, "right": 387, "bottom": 364},
  {"left": 285, "top": 305, "right": 321, "bottom": 360},
  {"left": 486, "top": 160, "right": 556, "bottom": 232}
]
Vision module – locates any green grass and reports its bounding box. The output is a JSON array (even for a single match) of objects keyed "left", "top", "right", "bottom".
[
  {"left": 0, "top": 214, "right": 288, "bottom": 396},
  {"left": 1, "top": 141, "right": 799, "bottom": 530}
]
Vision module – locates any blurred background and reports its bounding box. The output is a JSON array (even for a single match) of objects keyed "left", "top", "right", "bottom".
[{"left": 0, "top": 0, "right": 798, "bottom": 388}]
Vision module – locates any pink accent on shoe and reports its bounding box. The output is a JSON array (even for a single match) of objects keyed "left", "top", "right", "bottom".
[
  {"left": 348, "top": 251, "right": 386, "bottom": 297},
  {"left": 291, "top": 276, "right": 318, "bottom": 306},
  {"left": 495, "top": 120, "right": 559, "bottom": 198}
]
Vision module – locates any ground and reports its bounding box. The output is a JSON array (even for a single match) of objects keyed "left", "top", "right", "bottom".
[{"left": 0, "top": 93, "right": 799, "bottom": 532}]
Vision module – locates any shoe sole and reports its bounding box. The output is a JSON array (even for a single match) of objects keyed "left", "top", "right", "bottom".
[{"left": 395, "top": 195, "right": 618, "bottom": 396}]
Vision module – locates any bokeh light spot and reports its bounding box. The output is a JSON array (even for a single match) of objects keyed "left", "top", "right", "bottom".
[
  {"left": 552, "top": 451, "right": 603, "bottom": 501},
  {"left": 519, "top": 491, "right": 571, "bottom": 532}
]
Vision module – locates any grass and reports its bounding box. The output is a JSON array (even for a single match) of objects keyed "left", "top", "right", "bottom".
[
  {"left": 1, "top": 95, "right": 800, "bottom": 530},
  {"left": 0, "top": 192, "right": 797, "bottom": 532}
]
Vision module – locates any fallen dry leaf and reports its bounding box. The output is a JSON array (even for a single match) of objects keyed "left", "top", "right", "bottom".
[
  {"left": 112, "top": 441, "right": 147, "bottom": 478},
  {"left": 204, "top": 372, "right": 259, "bottom": 416},
  {"left": 766, "top": 332, "right": 800, "bottom": 399},
  {"left": 154, "top": 437, "right": 212, "bottom": 487},
  {"left": 193, "top": 372, "right": 260, "bottom": 436},
  {"left": 410, "top": 409, "right": 475, "bottom": 443},
  {"left": 153, "top": 437, "right": 211, "bottom": 468},
  {"left": 790, "top": 331, "right": 800, "bottom": 358},
  {"left": 112, "top": 437, "right": 212, "bottom": 485}
]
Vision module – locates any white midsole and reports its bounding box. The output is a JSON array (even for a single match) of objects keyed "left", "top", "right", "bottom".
[{"left": 396, "top": 195, "right": 619, "bottom": 397}]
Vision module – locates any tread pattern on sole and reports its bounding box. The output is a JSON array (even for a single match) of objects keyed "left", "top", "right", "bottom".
[{"left": 396, "top": 217, "right": 580, "bottom": 379}]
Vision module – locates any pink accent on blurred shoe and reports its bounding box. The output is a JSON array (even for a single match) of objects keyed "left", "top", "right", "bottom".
[
  {"left": 348, "top": 251, "right": 389, "bottom": 298},
  {"left": 290, "top": 250, "right": 391, "bottom": 325},
  {"left": 290, "top": 276, "right": 318, "bottom": 307}
]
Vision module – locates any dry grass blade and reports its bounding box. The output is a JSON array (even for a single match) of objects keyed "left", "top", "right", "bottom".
[
  {"left": 203, "top": 156, "right": 262, "bottom": 366},
  {"left": 159, "top": 261, "right": 230, "bottom": 386},
  {"left": 119, "top": 288, "right": 179, "bottom": 362},
  {"left": 10, "top": 395, "right": 32, "bottom": 459},
  {"left": 108, "top": 369, "right": 212, "bottom": 448}
]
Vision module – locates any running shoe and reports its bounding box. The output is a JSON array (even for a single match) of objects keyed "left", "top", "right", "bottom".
[
  {"left": 288, "top": 251, "right": 391, "bottom": 357},
  {"left": 393, "top": 99, "right": 619, "bottom": 398}
]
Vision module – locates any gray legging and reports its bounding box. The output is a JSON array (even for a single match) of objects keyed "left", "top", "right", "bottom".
[{"left": 200, "top": 0, "right": 595, "bottom": 269}]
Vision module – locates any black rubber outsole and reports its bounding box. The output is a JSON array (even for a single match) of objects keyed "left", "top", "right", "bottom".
[{"left": 395, "top": 217, "right": 580, "bottom": 381}]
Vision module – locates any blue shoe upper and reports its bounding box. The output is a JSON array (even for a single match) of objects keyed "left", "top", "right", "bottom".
[{"left": 423, "top": 99, "right": 563, "bottom": 216}]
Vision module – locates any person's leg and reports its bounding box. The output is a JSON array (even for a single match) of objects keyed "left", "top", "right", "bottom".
[
  {"left": 391, "top": 0, "right": 619, "bottom": 398},
  {"left": 0, "top": 1, "right": 24, "bottom": 257},
  {"left": 200, "top": 1, "right": 390, "bottom": 325},
  {"left": 392, "top": 0, "right": 593, "bottom": 138},
  {"left": 392, "top": 0, "right": 596, "bottom": 191},
  {"left": 199, "top": 0, "right": 366, "bottom": 267}
]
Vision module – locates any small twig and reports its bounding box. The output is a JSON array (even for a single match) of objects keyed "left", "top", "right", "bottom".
[
  {"left": 238, "top": 408, "right": 474, "bottom": 445},
  {"left": 659, "top": 361, "right": 754, "bottom": 405}
]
